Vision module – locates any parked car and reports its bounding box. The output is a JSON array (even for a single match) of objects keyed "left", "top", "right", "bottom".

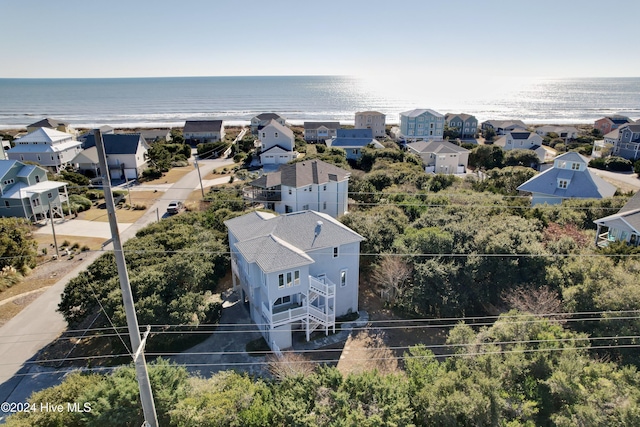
[{"left": 166, "top": 201, "right": 183, "bottom": 214}]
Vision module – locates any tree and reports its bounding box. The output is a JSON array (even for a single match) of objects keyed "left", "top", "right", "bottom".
[
  {"left": 504, "top": 149, "right": 540, "bottom": 169},
  {"left": 634, "top": 159, "right": 640, "bottom": 175},
  {"left": 482, "top": 127, "right": 497, "bottom": 142},
  {"left": 469, "top": 144, "right": 504, "bottom": 170},
  {"left": 145, "top": 143, "right": 172, "bottom": 172},
  {"left": 370, "top": 255, "right": 412, "bottom": 302},
  {"left": 0, "top": 217, "right": 37, "bottom": 276}
]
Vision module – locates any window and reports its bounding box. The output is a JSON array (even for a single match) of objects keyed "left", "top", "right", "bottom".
[
  {"left": 275, "top": 132, "right": 278, "bottom": 138},
  {"left": 47, "top": 192, "right": 52, "bottom": 199},
  {"left": 333, "top": 247, "right": 339, "bottom": 258},
  {"left": 303, "top": 204, "right": 309, "bottom": 210},
  {"left": 294, "top": 270, "right": 300, "bottom": 286},
  {"left": 4, "top": 201, "right": 8, "bottom": 207},
  {"left": 340, "top": 269, "right": 347, "bottom": 287},
  {"left": 274, "top": 295, "right": 291, "bottom": 306},
  {"left": 278, "top": 274, "right": 284, "bottom": 289},
  {"left": 323, "top": 201, "right": 327, "bottom": 210},
  {"left": 288, "top": 188, "right": 292, "bottom": 195},
  {"left": 33, "top": 198, "right": 40, "bottom": 207},
  {"left": 323, "top": 185, "right": 327, "bottom": 191},
  {"left": 558, "top": 179, "right": 568, "bottom": 189},
  {"left": 262, "top": 132, "right": 266, "bottom": 138},
  {"left": 571, "top": 162, "right": 580, "bottom": 170},
  {"left": 287, "top": 272, "right": 292, "bottom": 287}
]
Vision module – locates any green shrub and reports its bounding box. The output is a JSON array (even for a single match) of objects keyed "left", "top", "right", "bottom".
[
  {"left": 605, "top": 156, "right": 633, "bottom": 171},
  {"left": 85, "top": 189, "right": 104, "bottom": 200},
  {"left": 64, "top": 194, "right": 92, "bottom": 214},
  {"left": 142, "top": 168, "right": 163, "bottom": 180},
  {"left": 589, "top": 157, "right": 606, "bottom": 170}
]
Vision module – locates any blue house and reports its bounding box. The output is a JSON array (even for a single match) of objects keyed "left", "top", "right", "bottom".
[
  {"left": 326, "top": 129, "right": 384, "bottom": 160},
  {"left": 0, "top": 160, "right": 69, "bottom": 221},
  {"left": 399, "top": 109, "right": 445, "bottom": 141},
  {"left": 516, "top": 152, "right": 616, "bottom": 205}
]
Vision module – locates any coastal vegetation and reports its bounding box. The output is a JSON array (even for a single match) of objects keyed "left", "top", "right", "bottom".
[
  {"left": 9, "top": 312, "right": 640, "bottom": 426},
  {"left": 0, "top": 217, "right": 37, "bottom": 291},
  {"left": 57, "top": 190, "right": 245, "bottom": 354},
  {"left": 10, "top": 125, "right": 640, "bottom": 426}
]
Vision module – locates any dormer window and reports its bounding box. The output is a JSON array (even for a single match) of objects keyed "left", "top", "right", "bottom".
[
  {"left": 558, "top": 179, "right": 569, "bottom": 189},
  {"left": 571, "top": 162, "right": 580, "bottom": 170}
]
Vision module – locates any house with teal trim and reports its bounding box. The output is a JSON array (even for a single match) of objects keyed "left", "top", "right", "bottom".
[
  {"left": 399, "top": 109, "right": 444, "bottom": 141},
  {"left": 0, "top": 160, "right": 69, "bottom": 221}
]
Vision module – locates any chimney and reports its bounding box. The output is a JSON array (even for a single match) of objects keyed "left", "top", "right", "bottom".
[{"left": 314, "top": 220, "right": 323, "bottom": 236}]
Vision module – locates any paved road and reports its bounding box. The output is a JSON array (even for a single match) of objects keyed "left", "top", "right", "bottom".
[
  {"left": 0, "top": 156, "right": 235, "bottom": 416},
  {"left": 589, "top": 168, "right": 640, "bottom": 190}
]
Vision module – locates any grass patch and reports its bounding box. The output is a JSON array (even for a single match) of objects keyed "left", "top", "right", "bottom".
[
  {"left": 246, "top": 337, "right": 271, "bottom": 356},
  {"left": 140, "top": 165, "right": 192, "bottom": 185}
]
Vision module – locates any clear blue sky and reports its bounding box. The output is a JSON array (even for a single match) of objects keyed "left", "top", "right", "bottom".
[{"left": 1, "top": 0, "right": 638, "bottom": 79}]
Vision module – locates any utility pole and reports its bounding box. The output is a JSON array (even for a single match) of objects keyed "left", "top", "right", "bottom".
[
  {"left": 47, "top": 200, "right": 59, "bottom": 260},
  {"left": 194, "top": 157, "right": 205, "bottom": 198},
  {"left": 94, "top": 130, "right": 158, "bottom": 427}
]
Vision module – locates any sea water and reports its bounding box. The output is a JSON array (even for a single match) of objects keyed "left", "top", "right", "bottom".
[{"left": 0, "top": 75, "right": 638, "bottom": 129}]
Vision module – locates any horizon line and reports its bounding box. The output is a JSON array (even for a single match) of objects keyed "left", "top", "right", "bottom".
[{"left": 1, "top": 74, "right": 640, "bottom": 80}]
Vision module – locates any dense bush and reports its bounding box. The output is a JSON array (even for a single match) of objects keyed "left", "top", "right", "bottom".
[
  {"left": 605, "top": 156, "right": 633, "bottom": 171},
  {"left": 142, "top": 168, "right": 163, "bottom": 180},
  {"left": 64, "top": 194, "right": 92, "bottom": 213},
  {"left": 0, "top": 217, "right": 36, "bottom": 277}
]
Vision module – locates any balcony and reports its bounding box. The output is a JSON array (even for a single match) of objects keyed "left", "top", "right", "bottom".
[
  {"left": 242, "top": 186, "right": 281, "bottom": 202},
  {"left": 309, "top": 275, "right": 336, "bottom": 298},
  {"left": 263, "top": 302, "right": 307, "bottom": 327}
]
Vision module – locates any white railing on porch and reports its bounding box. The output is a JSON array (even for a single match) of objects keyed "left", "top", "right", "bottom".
[
  {"left": 309, "top": 276, "right": 336, "bottom": 297},
  {"left": 308, "top": 305, "right": 334, "bottom": 325},
  {"left": 263, "top": 303, "right": 307, "bottom": 327}
]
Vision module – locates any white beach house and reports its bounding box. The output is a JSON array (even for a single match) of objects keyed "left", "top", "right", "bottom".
[{"left": 225, "top": 210, "right": 364, "bottom": 351}]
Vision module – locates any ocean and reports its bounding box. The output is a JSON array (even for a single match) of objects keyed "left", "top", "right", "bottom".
[{"left": 0, "top": 76, "right": 638, "bottom": 130}]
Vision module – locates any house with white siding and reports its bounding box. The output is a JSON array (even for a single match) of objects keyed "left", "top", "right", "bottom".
[
  {"left": 304, "top": 122, "right": 340, "bottom": 142},
  {"left": 8, "top": 128, "right": 83, "bottom": 172},
  {"left": 258, "top": 120, "right": 298, "bottom": 165},
  {"left": 244, "top": 159, "right": 350, "bottom": 217},
  {"left": 494, "top": 131, "right": 547, "bottom": 163},
  {"left": 183, "top": 120, "right": 225, "bottom": 145},
  {"left": 75, "top": 133, "right": 149, "bottom": 180},
  {"left": 225, "top": 210, "right": 364, "bottom": 351},
  {"left": 406, "top": 140, "right": 470, "bottom": 174},
  {"left": 251, "top": 113, "right": 286, "bottom": 134}
]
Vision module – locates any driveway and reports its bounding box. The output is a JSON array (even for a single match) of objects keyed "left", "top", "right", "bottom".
[{"left": 589, "top": 168, "right": 640, "bottom": 191}]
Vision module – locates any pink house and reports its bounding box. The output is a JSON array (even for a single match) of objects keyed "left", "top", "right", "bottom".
[{"left": 594, "top": 115, "right": 632, "bottom": 136}]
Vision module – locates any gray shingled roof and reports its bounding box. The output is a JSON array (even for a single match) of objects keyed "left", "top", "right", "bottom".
[
  {"left": 304, "top": 122, "right": 340, "bottom": 130},
  {"left": 511, "top": 132, "right": 532, "bottom": 140},
  {"left": 235, "top": 235, "right": 314, "bottom": 273},
  {"left": 225, "top": 210, "right": 364, "bottom": 257},
  {"left": 407, "top": 139, "right": 470, "bottom": 154},
  {"left": 517, "top": 153, "right": 616, "bottom": 200},
  {"left": 184, "top": 120, "right": 223, "bottom": 133},
  {"left": 27, "top": 118, "right": 69, "bottom": 129},
  {"left": 82, "top": 133, "right": 145, "bottom": 155},
  {"left": 400, "top": 109, "right": 444, "bottom": 118},
  {"left": 250, "top": 160, "right": 350, "bottom": 189},
  {"left": 255, "top": 113, "right": 283, "bottom": 121}
]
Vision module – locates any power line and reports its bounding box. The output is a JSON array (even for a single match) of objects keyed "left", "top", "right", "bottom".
[{"left": 7, "top": 342, "right": 640, "bottom": 379}]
